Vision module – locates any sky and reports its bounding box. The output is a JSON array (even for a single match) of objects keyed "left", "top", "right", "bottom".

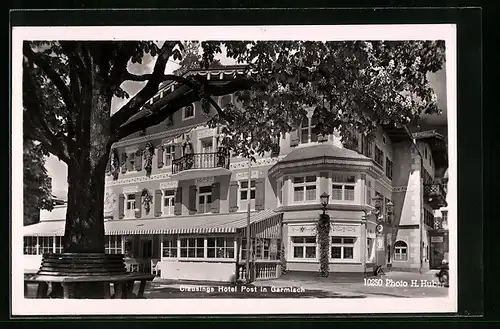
[{"left": 44, "top": 43, "right": 448, "bottom": 200}]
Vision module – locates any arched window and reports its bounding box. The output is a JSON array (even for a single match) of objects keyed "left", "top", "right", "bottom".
[{"left": 394, "top": 241, "right": 408, "bottom": 261}]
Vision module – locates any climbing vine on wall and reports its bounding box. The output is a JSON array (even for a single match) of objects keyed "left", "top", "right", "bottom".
[
  {"left": 143, "top": 142, "right": 155, "bottom": 177},
  {"left": 110, "top": 149, "right": 120, "bottom": 180},
  {"left": 317, "top": 213, "right": 331, "bottom": 277}
]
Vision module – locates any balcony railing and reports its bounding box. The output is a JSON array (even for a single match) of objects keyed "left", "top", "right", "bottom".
[
  {"left": 172, "top": 151, "right": 230, "bottom": 175},
  {"left": 423, "top": 183, "right": 447, "bottom": 209}
]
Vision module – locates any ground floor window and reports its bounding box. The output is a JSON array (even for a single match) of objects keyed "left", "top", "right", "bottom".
[
  {"left": 330, "top": 237, "right": 355, "bottom": 260},
  {"left": 39, "top": 236, "right": 54, "bottom": 254},
  {"left": 162, "top": 236, "right": 177, "bottom": 258},
  {"left": 55, "top": 236, "right": 64, "bottom": 253},
  {"left": 394, "top": 241, "right": 408, "bottom": 261},
  {"left": 23, "top": 236, "right": 37, "bottom": 255},
  {"left": 291, "top": 236, "right": 317, "bottom": 259},
  {"left": 207, "top": 237, "right": 235, "bottom": 259},
  {"left": 180, "top": 237, "right": 205, "bottom": 258},
  {"left": 240, "top": 238, "right": 279, "bottom": 260},
  {"left": 105, "top": 235, "right": 123, "bottom": 254}
]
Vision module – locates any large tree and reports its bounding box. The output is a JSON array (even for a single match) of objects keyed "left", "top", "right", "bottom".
[{"left": 22, "top": 40, "right": 445, "bottom": 253}]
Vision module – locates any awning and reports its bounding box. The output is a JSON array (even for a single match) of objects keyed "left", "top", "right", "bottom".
[
  {"left": 23, "top": 221, "right": 65, "bottom": 237},
  {"left": 23, "top": 209, "right": 283, "bottom": 239}
]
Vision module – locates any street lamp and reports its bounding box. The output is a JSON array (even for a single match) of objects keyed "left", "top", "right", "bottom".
[{"left": 320, "top": 192, "right": 330, "bottom": 215}]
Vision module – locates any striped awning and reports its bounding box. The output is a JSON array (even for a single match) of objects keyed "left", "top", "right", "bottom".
[
  {"left": 23, "top": 209, "right": 283, "bottom": 239},
  {"left": 23, "top": 221, "right": 65, "bottom": 237}
]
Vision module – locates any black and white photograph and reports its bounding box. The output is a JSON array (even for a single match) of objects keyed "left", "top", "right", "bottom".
[{"left": 12, "top": 24, "right": 457, "bottom": 315}]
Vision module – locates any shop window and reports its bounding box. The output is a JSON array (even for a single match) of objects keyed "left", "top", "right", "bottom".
[
  {"left": 374, "top": 145, "right": 384, "bottom": 167},
  {"left": 105, "top": 235, "right": 122, "bottom": 254},
  {"left": 293, "top": 175, "right": 317, "bottom": 203},
  {"left": 332, "top": 175, "right": 356, "bottom": 201},
  {"left": 394, "top": 241, "right": 408, "bottom": 261},
  {"left": 162, "top": 236, "right": 178, "bottom": 258},
  {"left": 291, "top": 236, "right": 317, "bottom": 259},
  {"left": 239, "top": 180, "right": 256, "bottom": 211},
  {"left": 207, "top": 237, "right": 235, "bottom": 259},
  {"left": 180, "top": 237, "right": 205, "bottom": 258},
  {"left": 330, "top": 237, "right": 355, "bottom": 260},
  {"left": 163, "top": 189, "right": 175, "bottom": 216},
  {"left": 23, "top": 236, "right": 38, "bottom": 255},
  {"left": 198, "top": 186, "right": 212, "bottom": 214}
]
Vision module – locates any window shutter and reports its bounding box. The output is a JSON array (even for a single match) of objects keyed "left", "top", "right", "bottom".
[
  {"left": 135, "top": 192, "right": 141, "bottom": 218},
  {"left": 290, "top": 129, "right": 300, "bottom": 147},
  {"left": 118, "top": 193, "right": 125, "bottom": 219},
  {"left": 135, "top": 152, "right": 142, "bottom": 171},
  {"left": 157, "top": 146, "right": 164, "bottom": 169},
  {"left": 210, "top": 182, "right": 221, "bottom": 213},
  {"left": 189, "top": 185, "right": 197, "bottom": 215},
  {"left": 106, "top": 157, "right": 111, "bottom": 175},
  {"left": 317, "top": 133, "right": 329, "bottom": 143},
  {"left": 255, "top": 178, "right": 266, "bottom": 211},
  {"left": 229, "top": 181, "right": 239, "bottom": 212},
  {"left": 174, "top": 187, "right": 182, "bottom": 215},
  {"left": 154, "top": 190, "right": 162, "bottom": 217}
]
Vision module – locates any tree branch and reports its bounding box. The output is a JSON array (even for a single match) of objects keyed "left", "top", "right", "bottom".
[
  {"left": 23, "top": 43, "right": 74, "bottom": 111},
  {"left": 110, "top": 41, "right": 178, "bottom": 132},
  {"left": 109, "top": 41, "right": 137, "bottom": 86}
]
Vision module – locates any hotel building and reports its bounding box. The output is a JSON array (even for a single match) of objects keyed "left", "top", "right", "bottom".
[{"left": 23, "top": 66, "right": 448, "bottom": 281}]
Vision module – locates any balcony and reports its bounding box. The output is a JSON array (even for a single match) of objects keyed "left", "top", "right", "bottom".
[
  {"left": 423, "top": 183, "right": 447, "bottom": 209},
  {"left": 171, "top": 151, "right": 231, "bottom": 180}
]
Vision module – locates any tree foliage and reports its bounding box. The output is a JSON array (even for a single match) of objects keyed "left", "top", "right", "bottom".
[
  {"left": 201, "top": 40, "right": 446, "bottom": 159},
  {"left": 21, "top": 39, "right": 445, "bottom": 252},
  {"left": 23, "top": 138, "right": 54, "bottom": 226}
]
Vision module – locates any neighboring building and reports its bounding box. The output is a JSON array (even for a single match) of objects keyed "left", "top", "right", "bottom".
[{"left": 23, "top": 66, "right": 448, "bottom": 280}]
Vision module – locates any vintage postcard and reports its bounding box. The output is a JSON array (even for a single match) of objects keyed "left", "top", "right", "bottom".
[{"left": 12, "top": 23, "right": 457, "bottom": 315}]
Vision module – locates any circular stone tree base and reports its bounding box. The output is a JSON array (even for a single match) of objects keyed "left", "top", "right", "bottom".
[{"left": 37, "top": 253, "right": 127, "bottom": 299}]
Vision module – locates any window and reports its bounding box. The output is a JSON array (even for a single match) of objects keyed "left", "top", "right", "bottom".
[
  {"left": 163, "top": 189, "right": 175, "bottom": 216},
  {"left": 424, "top": 209, "right": 434, "bottom": 227},
  {"left": 374, "top": 145, "right": 384, "bottom": 167},
  {"left": 207, "top": 237, "right": 235, "bottom": 259},
  {"left": 128, "top": 152, "right": 135, "bottom": 170},
  {"left": 39, "top": 237, "right": 53, "bottom": 254},
  {"left": 198, "top": 186, "right": 212, "bottom": 214},
  {"left": 332, "top": 175, "right": 356, "bottom": 201},
  {"left": 164, "top": 145, "right": 176, "bottom": 167},
  {"left": 385, "top": 197, "right": 392, "bottom": 224},
  {"left": 293, "top": 175, "right": 317, "bottom": 203},
  {"left": 105, "top": 235, "right": 122, "bottom": 254},
  {"left": 125, "top": 194, "right": 136, "bottom": 218},
  {"left": 442, "top": 210, "right": 448, "bottom": 223},
  {"left": 385, "top": 157, "right": 393, "bottom": 180},
  {"left": 394, "top": 241, "right": 408, "bottom": 261},
  {"left": 375, "top": 192, "right": 385, "bottom": 214},
  {"left": 277, "top": 179, "right": 284, "bottom": 207},
  {"left": 183, "top": 104, "right": 195, "bottom": 120},
  {"left": 55, "top": 236, "right": 63, "bottom": 253},
  {"left": 361, "top": 136, "right": 373, "bottom": 158},
  {"left": 162, "top": 236, "right": 177, "bottom": 258},
  {"left": 300, "top": 117, "right": 318, "bottom": 144},
  {"left": 240, "top": 180, "right": 256, "bottom": 211},
  {"left": 180, "top": 237, "right": 205, "bottom": 258},
  {"left": 366, "top": 180, "right": 373, "bottom": 206},
  {"left": 331, "top": 237, "right": 355, "bottom": 260},
  {"left": 291, "top": 236, "right": 317, "bottom": 259},
  {"left": 24, "top": 237, "right": 37, "bottom": 255}
]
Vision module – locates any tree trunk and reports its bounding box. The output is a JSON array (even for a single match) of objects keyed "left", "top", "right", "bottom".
[{"left": 317, "top": 214, "right": 330, "bottom": 277}]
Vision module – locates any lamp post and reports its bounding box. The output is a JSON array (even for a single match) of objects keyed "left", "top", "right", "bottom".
[{"left": 318, "top": 192, "right": 330, "bottom": 277}]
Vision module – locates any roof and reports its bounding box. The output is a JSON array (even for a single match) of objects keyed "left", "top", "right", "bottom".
[
  {"left": 23, "top": 209, "right": 282, "bottom": 238},
  {"left": 281, "top": 144, "right": 368, "bottom": 163}
]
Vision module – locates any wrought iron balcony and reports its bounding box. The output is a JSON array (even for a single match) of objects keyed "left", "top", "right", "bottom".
[
  {"left": 171, "top": 151, "right": 231, "bottom": 179},
  {"left": 423, "top": 183, "right": 447, "bottom": 209}
]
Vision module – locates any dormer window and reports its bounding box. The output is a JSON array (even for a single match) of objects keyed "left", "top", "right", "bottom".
[
  {"left": 300, "top": 117, "right": 318, "bottom": 144},
  {"left": 183, "top": 104, "right": 195, "bottom": 120}
]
